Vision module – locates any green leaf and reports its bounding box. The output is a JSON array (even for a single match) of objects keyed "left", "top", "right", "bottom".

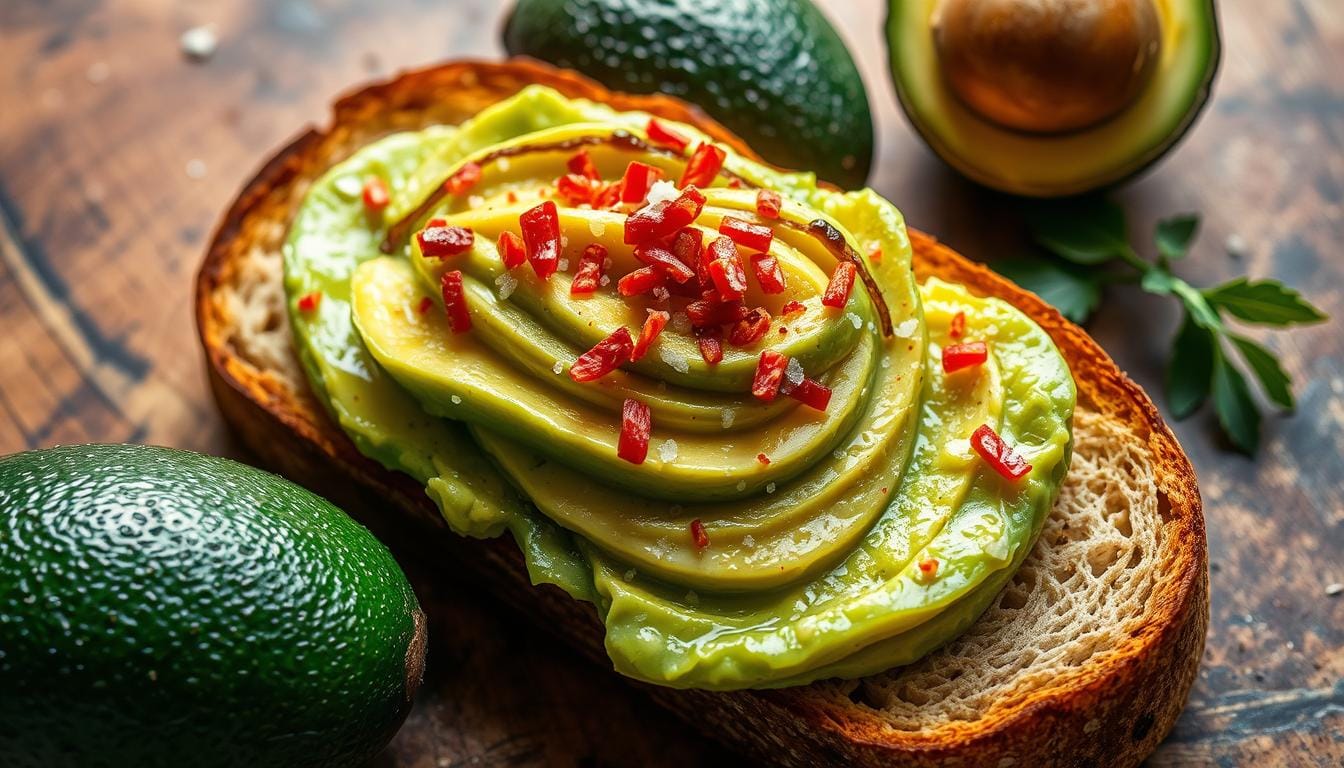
[
  {"left": 1141, "top": 268, "right": 1177, "bottom": 295},
  {"left": 1229, "top": 334, "right": 1294, "bottom": 409},
  {"left": 1212, "top": 348, "right": 1261, "bottom": 454},
  {"left": 1166, "top": 313, "right": 1215, "bottom": 419},
  {"left": 994, "top": 258, "right": 1103, "bottom": 323},
  {"left": 1025, "top": 197, "right": 1130, "bottom": 266},
  {"left": 1205, "top": 278, "right": 1328, "bottom": 326},
  {"left": 1155, "top": 214, "right": 1200, "bottom": 261}
]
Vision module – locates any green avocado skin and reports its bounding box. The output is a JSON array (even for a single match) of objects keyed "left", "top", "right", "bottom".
[
  {"left": 503, "top": 0, "right": 874, "bottom": 188},
  {"left": 0, "top": 444, "right": 422, "bottom": 768}
]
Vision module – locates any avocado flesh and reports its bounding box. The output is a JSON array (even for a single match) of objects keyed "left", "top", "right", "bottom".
[
  {"left": 284, "top": 86, "right": 1075, "bottom": 688},
  {"left": 887, "top": 0, "right": 1220, "bottom": 196}
]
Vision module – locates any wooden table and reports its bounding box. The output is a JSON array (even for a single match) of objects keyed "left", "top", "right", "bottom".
[{"left": 1, "top": 1, "right": 1340, "bottom": 765}]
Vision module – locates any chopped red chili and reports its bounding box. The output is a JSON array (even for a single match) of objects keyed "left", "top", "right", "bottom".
[
  {"left": 617, "top": 266, "right": 666, "bottom": 297},
  {"left": 729, "top": 308, "right": 771, "bottom": 347},
  {"left": 751, "top": 350, "right": 789, "bottom": 402},
  {"left": 631, "top": 310, "right": 670, "bottom": 362},
  {"left": 426, "top": 217, "right": 447, "bottom": 228},
  {"left": 416, "top": 296, "right": 433, "bottom": 314},
  {"left": 624, "top": 186, "right": 706, "bottom": 244},
  {"left": 670, "top": 227, "right": 704, "bottom": 269},
  {"left": 646, "top": 118, "right": 690, "bottom": 153},
  {"left": 689, "top": 518, "right": 710, "bottom": 549},
  {"left": 781, "top": 300, "right": 806, "bottom": 316},
  {"left": 619, "top": 161, "right": 662, "bottom": 204},
  {"left": 570, "top": 243, "right": 608, "bottom": 295},
  {"left": 593, "top": 181, "right": 623, "bottom": 209},
  {"left": 970, "top": 424, "right": 1032, "bottom": 480},
  {"left": 705, "top": 237, "right": 748, "bottom": 299},
  {"left": 756, "top": 453, "right": 771, "bottom": 465},
  {"left": 496, "top": 231, "right": 527, "bottom": 269},
  {"left": 556, "top": 173, "right": 598, "bottom": 206},
  {"left": 750, "top": 252, "right": 787, "bottom": 294},
  {"left": 942, "top": 341, "right": 988, "bottom": 374},
  {"left": 727, "top": 178, "right": 744, "bottom": 189},
  {"left": 684, "top": 297, "right": 747, "bottom": 328},
  {"left": 680, "top": 143, "right": 726, "bottom": 189},
  {"left": 696, "top": 330, "right": 723, "bottom": 364},
  {"left": 783, "top": 377, "right": 832, "bottom": 411},
  {"left": 634, "top": 243, "right": 696, "bottom": 284},
  {"left": 570, "top": 327, "right": 634, "bottom": 382},
  {"left": 567, "top": 149, "right": 600, "bottom": 181},
  {"left": 297, "top": 291, "right": 322, "bottom": 313},
  {"left": 868, "top": 245, "right": 883, "bottom": 265},
  {"left": 918, "top": 558, "right": 939, "bottom": 579},
  {"left": 949, "top": 311, "right": 966, "bottom": 339},
  {"left": 520, "top": 201, "right": 561, "bottom": 279},
  {"left": 618, "top": 398, "right": 652, "bottom": 464},
  {"left": 418, "top": 225, "right": 475, "bottom": 259},
  {"left": 361, "top": 177, "right": 390, "bottom": 213},
  {"left": 719, "top": 216, "right": 773, "bottom": 252},
  {"left": 506, "top": 191, "right": 518, "bottom": 203},
  {"left": 444, "top": 162, "right": 482, "bottom": 196},
  {"left": 756, "top": 189, "right": 782, "bottom": 219},
  {"left": 440, "top": 270, "right": 471, "bottom": 333},
  {"left": 821, "top": 261, "right": 857, "bottom": 308}
]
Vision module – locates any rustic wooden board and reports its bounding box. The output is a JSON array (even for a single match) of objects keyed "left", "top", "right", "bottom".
[{"left": 1, "top": 1, "right": 1340, "bottom": 765}]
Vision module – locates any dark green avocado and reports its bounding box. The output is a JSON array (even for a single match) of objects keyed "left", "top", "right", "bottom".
[
  {"left": 503, "top": 0, "right": 875, "bottom": 189},
  {"left": 0, "top": 444, "right": 425, "bottom": 768}
]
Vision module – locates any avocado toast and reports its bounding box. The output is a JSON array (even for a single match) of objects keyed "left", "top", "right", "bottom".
[{"left": 196, "top": 60, "right": 1205, "bottom": 765}]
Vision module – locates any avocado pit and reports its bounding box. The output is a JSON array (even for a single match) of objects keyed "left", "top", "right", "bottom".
[{"left": 932, "top": 0, "right": 1162, "bottom": 133}]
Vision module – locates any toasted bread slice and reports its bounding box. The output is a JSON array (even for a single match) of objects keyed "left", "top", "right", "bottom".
[{"left": 194, "top": 60, "right": 1206, "bottom": 768}]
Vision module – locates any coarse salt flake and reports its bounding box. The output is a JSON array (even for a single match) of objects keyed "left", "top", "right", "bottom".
[
  {"left": 495, "top": 272, "right": 517, "bottom": 299},
  {"left": 658, "top": 439, "right": 679, "bottom": 463}
]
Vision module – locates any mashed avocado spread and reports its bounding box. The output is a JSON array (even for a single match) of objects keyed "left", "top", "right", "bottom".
[{"left": 284, "top": 86, "right": 1075, "bottom": 689}]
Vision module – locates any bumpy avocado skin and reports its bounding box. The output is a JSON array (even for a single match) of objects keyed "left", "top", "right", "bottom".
[
  {"left": 503, "top": 0, "right": 874, "bottom": 189},
  {"left": 0, "top": 444, "right": 423, "bottom": 768}
]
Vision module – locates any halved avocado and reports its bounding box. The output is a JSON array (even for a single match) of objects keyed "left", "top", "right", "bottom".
[{"left": 886, "top": 0, "right": 1220, "bottom": 197}]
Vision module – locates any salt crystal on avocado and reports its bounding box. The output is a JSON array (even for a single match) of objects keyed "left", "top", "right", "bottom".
[
  {"left": 495, "top": 273, "right": 517, "bottom": 299},
  {"left": 646, "top": 179, "right": 679, "bottom": 206},
  {"left": 658, "top": 439, "right": 679, "bottom": 463},
  {"left": 785, "top": 357, "right": 805, "bottom": 387}
]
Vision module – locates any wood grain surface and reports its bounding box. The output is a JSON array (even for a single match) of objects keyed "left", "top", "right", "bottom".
[{"left": 1, "top": 1, "right": 1340, "bottom": 765}]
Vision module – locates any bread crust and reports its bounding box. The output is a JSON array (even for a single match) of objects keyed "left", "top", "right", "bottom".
[{"left": 194, "top": 59, "right": 1206, "bottom": 767}]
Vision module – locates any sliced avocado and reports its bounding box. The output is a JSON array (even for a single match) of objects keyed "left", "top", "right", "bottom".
[
  {"left": 887, "top": 0, "right": 1220, "bottom": 196},
  {"left": 0, "top": 445, "right": 423, "bottom": 767},
  {"left": 503, "top": 0, "right": 875, "bottom": 188}
]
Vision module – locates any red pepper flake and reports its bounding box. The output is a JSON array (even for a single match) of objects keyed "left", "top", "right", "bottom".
[
  {"left": 570, "top": 243, "right": 608, "bottom": 295},
  {"left": 751, "top": 350, "right": 789, "bottom": 402},
  {"left": 680, "top": 143, "right": 726, "bottom": 189},
  {"left": 619, "top": 161, "right": 662, "bottom": 204},
  {"left": 917, "top": 558, "right": 939, "bottom": 579},
  {"left": 297, "top": 291, "right": 322, "bottom": 313},
  {"left": 567, "top": 149, "right": 600, "bottom": 181},
  {"left": 440, "top": 270, "right": 471, "bottom": 333},
  {"left": 781, "top": 300, "right": 806, "bottom": 316},
  {"left": 778, "top": 326, "right": 788, "bottom": 335},
  {"left": 426, "top": 217, "right": 447, "bottom": 228},
  {"left": 520, "top": 201, "right": 561, "bottom": 279},
  {"left": 631, "top": 310, "right": 670, "bottom": 362},
  {"left": 618, "top": 398, "right": 652, "bottom": 464},
  {"left": 705, "top": 237, "right": 748, "bottom": 300},
  {"left": 362, "top": 177, "right": 390, "bottom": 213},
  {"left": 719, "top": 216, "right": 773, "bottom": 252},
  {"left": 783, "top": 377, "right": 832, "bottom": 411},
  {"left": 624, "top": 186, "right": 706, "bottom": 244},
  {"left": 821, "top": 261, "right": 857, "bottom": 308},
  {"left": 949, "top": 311, "right": 966, "bottom": 339},
  {"left": 444, "top": 162, "right": 482, "bottom": 196},
  {"left": 750, "top": 251, "right": 787, "bottom": 294},
  {"left": 727, "top": 178, "right": 745, "bottom": 189},
  {"left": 729, "top": 308, "right": 771, "bottom": 347},
  {"left": 756, "top": 453, "right": 771, "bottom": 465},
  {"left": 689, "top": 518, "right": 710, "bottom": 549},
  {"left": 646, "top": 118, "right": 691, "bottom": 153},
  {"left": 635, "top": 243, "right": 696, "bottom": 284},
  {"left": 418, "top": 225, "right": 475, "bottom": 259},
  {"left": 496, "top": 231, "right": 527, "bottom": 269},
  {"left": 506, "top": 190, "right": 518, "bottom": 203},
  {"left": 970, "top": 423, "right": 1033, "bottom": 480},
  {"left": 696, "top": 330, "right": 723, "bottom": 365},
  {"left": 416, "top": 296, "right": 433, "bottom": 315},
  {"left": 756, "top": 189, "right": 782, "bottom": 219},
  {"left": 868, "top": 245, "right": 883, "bottom": 265},
  {"left": 570, "top": 327, "right": 634, "bottom": 383},
  {"left": 942, "top": 341, "right": 988, "bottom": 374},
  {"left": 556, "top": 173, "right": 600, "bottom": 206},
  {"left": 617, "top": 266, "right": 666, "bottom": 297}
]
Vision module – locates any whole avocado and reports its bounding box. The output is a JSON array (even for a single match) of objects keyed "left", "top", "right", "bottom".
[
  {"left": 0, "top": 444, "right": 426, "bottom": 768},
  {"left": 503, "top": 0, "right": 874, "bottom": 189}
]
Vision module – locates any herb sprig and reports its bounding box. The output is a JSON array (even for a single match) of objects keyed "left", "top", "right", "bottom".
[{"left": 995, "top": 197, "right": 1327, "bottom": 454}]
